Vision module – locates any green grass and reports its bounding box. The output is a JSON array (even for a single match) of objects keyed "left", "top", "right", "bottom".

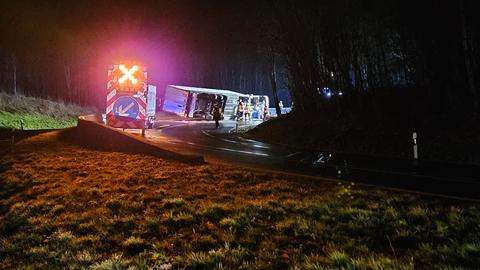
[
  {"left": 0, "top": 131, "right": 479, "bottom": 269},
  {"left": 0, "top": 112, "right": 77, "bottom": 129},
  {"left": 0, "top": 91, "right": 91, "bottom": 129}
]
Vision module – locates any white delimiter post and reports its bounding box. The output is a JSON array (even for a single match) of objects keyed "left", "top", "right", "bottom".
[{"left": 412, "top": 132, "right": 418, "bottom": 160}]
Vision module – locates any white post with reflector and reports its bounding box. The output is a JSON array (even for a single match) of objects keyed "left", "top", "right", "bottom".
[{"left": 412, "top": 132, "right": 418, "bottom": 160}]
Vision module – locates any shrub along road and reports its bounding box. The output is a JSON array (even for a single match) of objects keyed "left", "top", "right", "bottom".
[{"left": 0, "top": 130, "right": 479, "bottom": 269}]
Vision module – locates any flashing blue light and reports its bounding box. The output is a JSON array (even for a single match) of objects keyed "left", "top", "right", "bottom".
[{"left": 319, "top": 87, "right": 343, "bottom": 98}]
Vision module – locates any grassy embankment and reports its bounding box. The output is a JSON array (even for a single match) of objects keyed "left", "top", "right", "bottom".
[
  {"left": 0, "top": 131, "right": 479, "bottom": 269},
  {"left": 0, "top": 92, "right": 91, "bottom": 129}
]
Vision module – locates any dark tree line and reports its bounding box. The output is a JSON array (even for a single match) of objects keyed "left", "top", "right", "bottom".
[
  {"left": 266, "top": 0, "right": 480, "bottom": 124},
  {"left": 0, "top": 0, "right": 478, "bottom": 125},
  {"left": 0, "top": 0, "right": 290, "bottom": 109}
]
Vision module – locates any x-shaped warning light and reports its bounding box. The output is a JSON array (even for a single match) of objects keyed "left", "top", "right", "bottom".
[{"left": 118, "top": 65, "right": 139, "bottom": 85}]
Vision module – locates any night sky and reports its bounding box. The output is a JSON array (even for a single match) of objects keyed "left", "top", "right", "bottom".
[
  {"left": 1, "top": 0, "right": 479, "bottom": 113},
  {"left": 0, "top": 0, "right": 291, "bottom": 106}
]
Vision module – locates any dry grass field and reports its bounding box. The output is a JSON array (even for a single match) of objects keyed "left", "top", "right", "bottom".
[{"left": 0, "top": 131, "right": 479, "bottom": 269}]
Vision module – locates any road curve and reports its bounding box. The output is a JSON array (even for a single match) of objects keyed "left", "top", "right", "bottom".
[{"left": 135, "top": 120, "right": 480, "bottom": 201}]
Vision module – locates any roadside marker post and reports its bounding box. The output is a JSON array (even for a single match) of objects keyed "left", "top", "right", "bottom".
[{"left": 412, "top": 132, "right": 419, "bottom": 162}]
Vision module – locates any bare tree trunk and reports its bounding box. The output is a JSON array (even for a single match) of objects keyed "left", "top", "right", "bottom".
[
  {"left": 4, "top": 56, "right": 10, "bottom": 92},
  {"left": 460, "top": 0, "right": 478, "bottom": 117},
  {"left": 269, "top": 48, "right": 282, "bottom": 116},
  {"left": 11, "top": 54, "right": 17, "bottom": 95},
  {"left": 64, "top": 63, "right": 72, "bottom": 102}
]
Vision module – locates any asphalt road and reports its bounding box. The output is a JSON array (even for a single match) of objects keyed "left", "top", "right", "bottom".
[
  {"left": 137, "top": 120, "right": 480, "bottom": 200},
  {"left": 144, "top": 120, "right": 291, "bottom": 166}
]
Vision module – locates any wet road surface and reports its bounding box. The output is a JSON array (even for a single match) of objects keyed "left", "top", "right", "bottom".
[{"left": 136, "top": 120, "right": 480, "bottom": 200}]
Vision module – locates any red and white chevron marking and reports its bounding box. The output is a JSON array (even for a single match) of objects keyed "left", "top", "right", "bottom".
[
  {"left": 137, "top": 94, "right": 146, "bottom": 120},
  {"left": 106, "top": 65, "right": 147, "bottom": 129},
  {"left": 107, "top": 116, "right": 145, "bottom": 129},
  {"left": 106, "top": 88, "right": 117, "bottom": 115}
]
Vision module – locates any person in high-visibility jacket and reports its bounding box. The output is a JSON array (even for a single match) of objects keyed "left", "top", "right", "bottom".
[{"left": 245, "top": 103, "right": 252, "bottom": 121}]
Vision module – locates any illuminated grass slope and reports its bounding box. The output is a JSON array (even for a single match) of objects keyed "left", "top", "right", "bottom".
[
  {"left": 0, "top": 131, "right": 479, "bottom": 269},
  {"left": 0, "top": 92, "right": 91, "bottom": 129}
]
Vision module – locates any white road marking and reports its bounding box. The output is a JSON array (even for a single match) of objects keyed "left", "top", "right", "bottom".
[
  {"left": 202, "top": 131, "right": 238, "bottom": 143},
  {"left": 202, "top": 130, "right": 270, "bottom": 149},
  {"left": 284, "top": 151, "right": 301, "bottom": 158},
  {"left": 163, "top": 137, "right": 270, "bottom": 157},
  {"left": 149, "top": 122, "right": 272, "bottom": 157},
  {"left": 252, "top": 144, "right": 269, "bottom": 149},
  {"left": 237, "top": 136, "right": 259, "bottom": 143},
  {"left": 217, "top": 147, "right": 269, "bottom": 156},
  {"left": 160, "top": 123, "right": 188, "bottom": 131}
]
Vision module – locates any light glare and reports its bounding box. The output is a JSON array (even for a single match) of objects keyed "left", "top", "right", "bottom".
[{"left": 118, "top": 65, "right": 139, "bottom": 84}]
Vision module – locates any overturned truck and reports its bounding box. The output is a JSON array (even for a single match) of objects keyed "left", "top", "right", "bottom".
[{"left": 161, "top": 85, "right": 269, "bottom": 120}]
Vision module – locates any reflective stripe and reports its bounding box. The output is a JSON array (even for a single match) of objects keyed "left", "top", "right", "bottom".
[
  {"left": 107, "top": 89, "right": 117, "bottom": 102},
  {"left": 106, "top": 103, "right": 114, "bottom": 115}
]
